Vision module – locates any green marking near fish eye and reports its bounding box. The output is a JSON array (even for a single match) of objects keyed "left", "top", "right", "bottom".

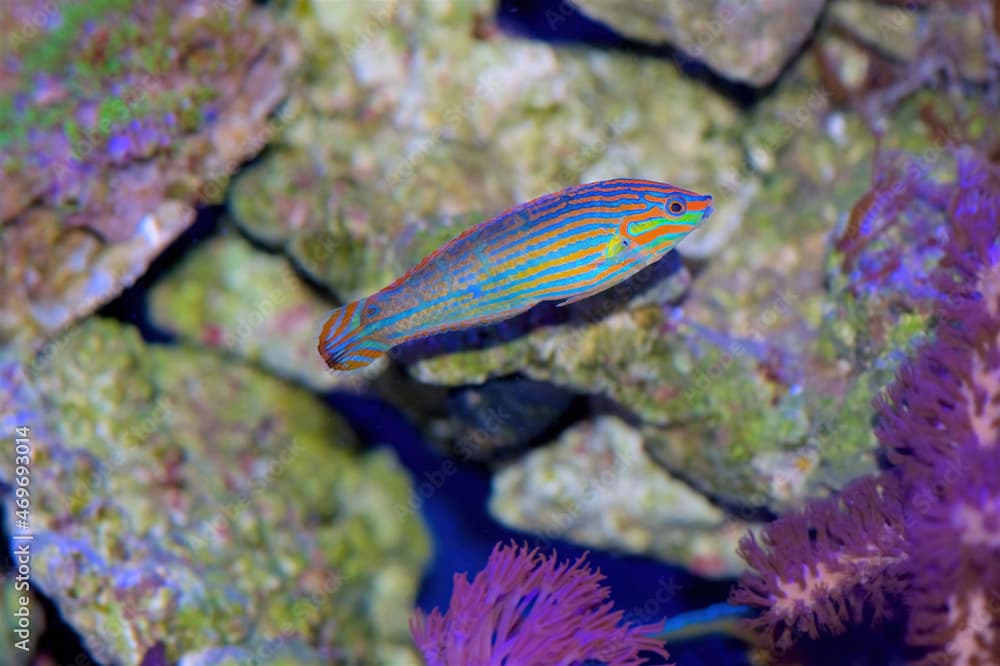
[
  {"left": 646, "top": 232, "right": 688, "bottom": 250},
  {"left": 626, "top": 214, "right": 697, "bottom": 236},
  {"left": 626, "top": 218, "right": 662, "bottom": 235}
]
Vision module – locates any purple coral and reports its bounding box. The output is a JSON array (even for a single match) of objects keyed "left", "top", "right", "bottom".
[
  {"left": 874, "top": 151, "right": 1000, "bottom": 479},
  {"left": 877, "top": 147, "right": 1000, "bottom": 664},
  {"left": 733, "top": 146, "right": 1000, "bottom": 663},
  {"left": 411, "top": 541, "right": 671, "bottom": 666},
  {"left": 904, "top": 443, "right": 1000, "bottom": 662},
  {"left": 732, "top": 475, "right": 910, "bottom": 651}
]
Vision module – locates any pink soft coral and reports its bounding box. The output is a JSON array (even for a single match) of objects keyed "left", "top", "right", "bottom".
[
  {"left": 732, "top": 475, "right": 910, "bottom": 652},
  {"left": 411, "top": 541, "right": 671, "bottom": 666}
]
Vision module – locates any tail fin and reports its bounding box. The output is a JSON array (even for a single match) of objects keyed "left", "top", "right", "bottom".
[{"left": 318, "top": 298, "right": 389, "bottom": 371}]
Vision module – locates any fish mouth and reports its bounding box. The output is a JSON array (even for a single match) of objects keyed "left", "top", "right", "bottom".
[
  {"left": 702, "top": 192, "right": 715, "bottom": 220},
  {"left": 696, "top": 194, "right": 713, "bottom": 223}
]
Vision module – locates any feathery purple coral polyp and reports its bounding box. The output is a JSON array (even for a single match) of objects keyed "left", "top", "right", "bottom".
[
  {"left": 733, "top": 146, "right": 1000, "bottom": 664},
  {"left": 412, "top": 542, "right": 671, "bottom": 666}
]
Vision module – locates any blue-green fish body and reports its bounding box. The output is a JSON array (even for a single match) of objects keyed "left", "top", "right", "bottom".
[{"left": 319, "top": 178, "right": 713, "bottom": 370}]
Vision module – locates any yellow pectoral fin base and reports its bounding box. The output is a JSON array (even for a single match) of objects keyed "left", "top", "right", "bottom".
[
  {"left": 605, "top": 233, "right": 655, "bottom": 265},
  {"left": 606, "top": 235, "right": 627, "bottom": 259}
]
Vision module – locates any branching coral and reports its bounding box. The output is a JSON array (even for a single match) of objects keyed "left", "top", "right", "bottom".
[
  {"left": 411, "top": 541, "right": 671, "bottom": 665},
  {"left": 733, "top": 146, "right": 1000, "bottom": 664}
]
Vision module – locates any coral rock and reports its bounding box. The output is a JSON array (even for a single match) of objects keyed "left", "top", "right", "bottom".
[
  {"left": 0, "top": 0, "right": 301, "bottom": 351},
  {"left": 570, "top": 0, "right": 826, "bottom": 86},
  {"left": 0, "top": 318, "right": 430, "bottom": 665}
]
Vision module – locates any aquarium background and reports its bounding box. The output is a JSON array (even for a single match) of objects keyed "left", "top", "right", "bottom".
[{"left": 0, "top": 1, "right": 997, "bottom": 665}]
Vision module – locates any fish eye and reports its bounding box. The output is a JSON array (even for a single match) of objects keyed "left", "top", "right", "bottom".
[
  {"left": 665, "top": 196, "right": 687, "bottom": 216},
  {"left": 365, "top": 304, "right": 379, "bottom": 317}
]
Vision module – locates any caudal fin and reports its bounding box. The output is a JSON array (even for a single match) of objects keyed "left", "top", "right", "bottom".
[{"left": 318, "top": 299, "right": 388, "bottom": 371}]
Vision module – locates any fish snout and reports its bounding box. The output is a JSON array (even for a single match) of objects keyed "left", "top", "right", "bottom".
[{"left": 694, "top": 194, "right": 714, "bottom": 224}]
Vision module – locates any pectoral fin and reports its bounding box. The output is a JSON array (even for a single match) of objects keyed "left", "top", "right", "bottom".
[
  {"left": 556, "top": 283, "right": 613, "bottom": 307},
  {"left": 605, "top": 233, "right": 654, "bottom": 265},
  {"left": 606, "top": 234, "right": 630, "bottom": 262},
  {"left": 554, "top": 239, "right": 652, "bottom": 307}
]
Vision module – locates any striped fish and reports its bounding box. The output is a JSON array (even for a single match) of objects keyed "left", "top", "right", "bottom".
[{"left": 319, "top": 178, "right": 713, "bottom": 370}]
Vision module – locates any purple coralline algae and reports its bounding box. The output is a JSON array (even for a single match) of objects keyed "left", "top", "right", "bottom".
[
  {"left": 834, "top": 146, "right": 954, "bottom": 305},
  {"left": 0, "top": 0, "right": 300, "bottom": 350}
]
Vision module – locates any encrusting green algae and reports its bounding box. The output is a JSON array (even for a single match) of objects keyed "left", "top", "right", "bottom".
[{"left": 0, "top": 318, "right": 429, "bottom": 665}]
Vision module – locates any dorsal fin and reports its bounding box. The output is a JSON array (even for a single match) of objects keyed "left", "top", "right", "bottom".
[
  {"left": 384, "top": 188, "right": 574, "bottom": 290},
  {"left": 385, "top": 218, "right": 486, "bottom": 291}
]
